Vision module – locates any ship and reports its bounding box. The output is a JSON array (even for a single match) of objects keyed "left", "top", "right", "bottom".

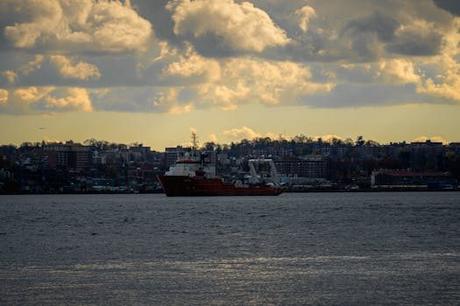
[{"left": 158, "top": 133, "right": 283, "bottom": 197}]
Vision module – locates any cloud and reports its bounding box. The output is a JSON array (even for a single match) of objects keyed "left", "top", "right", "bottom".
[
  {"left": 305, "top": 83, "right": 425, "bottom": 108},
  {"left": 45, "top": 88, "right": 93, "bottom": 112},
  {"left": 331, "top": 53, "right": 460, "bottom": 105},
  {"left": 1, "top": 70, "right": 17, "bottom": 84},
  {"left": 1, "top": 0, "right": 153, "bottom": 53},
  {"left": 19, "top": 55, "right": 45, "bottom": 75},
  {"left": 377, "top": 59, "right": 420, "bottom": 84},
  {"left": 162, "top": 45, "right": 221, "bottom": 82},
  {"left": 417, "top": 70, "right": 460, "bottom": 102},
  {"left": 167, "top": 0, "right": 289, "bottom": 54},
  {"left": 163, "top": 48, "right": 334, "bottom": 110},
  {"left": 49, "top": 55, "right": 101, "bottom": 80},
  {"left": 271, "top": 0, "right": 458, "bottom": 63},
  {"left": 295, "top": 5, "right": 316, "bottom": 32},
  {"left": 386, "top": 19, "right": 443, "bottom": 56},
  {"left": 433, "top": 0, "right": 460, "bottom": 16},
  {"left": 342, "top": 11, "right": 400, "bottom": 59},
  {"left": 413, "top": 17, "right": 460, "bottom": 102},
  {"left": 0, "top": 88, "right": 8, "bottom": 104},
  {"left": 0, "top": 55, "right": 45, "bottom": 87},
  {"left": 198, "top": 57, "right": 334, "bottom": 109},
  {"left": 0, "top": 86, "right": 93, "bottom": 113},
  {"left": 152, "top": 87, "right": 194, "bottom": 114},
  {"left": 13, "top": 87, "right": 55, "bottom": 104},
  {"left": 0, "top": 0, "right": 459, "bottom": 115},
  {"left": 0, "top": 86, "right": 54, "bottom": 114},
  {"left": 208, "top": 133, "right": 218, "bottom": 143},
  {"left": 344, "top": 11, "right": 399, "bottom": 42},
  {"left": 413, "top": 135, "right": 448, "bottom": 144},
  {"left": 168, "top": 103, "right": 193, "bottom": 115},
  {"left": 221, "top": 126, "right": 289, "bottom": 142},
  {"left": 315, "top": 134, "right": 344, "bottom": 142},
  {"left": 223, "top": 126, "right": 261, "bottom": 141}
]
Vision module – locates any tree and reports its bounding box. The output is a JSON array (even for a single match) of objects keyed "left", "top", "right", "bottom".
[{"left": 355, "top": 136, "right": 365, "bottom": 146}]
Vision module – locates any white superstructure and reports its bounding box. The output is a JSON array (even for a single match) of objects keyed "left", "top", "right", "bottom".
[{"left": 165, "top": 151, "right": 216, "bottom": 177}]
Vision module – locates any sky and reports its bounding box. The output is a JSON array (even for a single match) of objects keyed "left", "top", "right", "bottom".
[{"left": 0, "top": 0, "right": 459, "bottom": 150}]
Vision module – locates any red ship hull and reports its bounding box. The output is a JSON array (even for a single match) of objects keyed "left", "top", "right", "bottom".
[{"left": 158, "top": 175, "right": 283, "bottom": 196}]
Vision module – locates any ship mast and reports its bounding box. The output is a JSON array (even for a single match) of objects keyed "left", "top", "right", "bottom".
[
  {"left": 191, "top": 131, "right": 204, "bottom": 168},
  {"left": 191, "top": 132, "right": 199, "bottom": 150}
]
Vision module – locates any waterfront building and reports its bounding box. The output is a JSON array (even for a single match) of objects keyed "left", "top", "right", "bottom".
[
  {"left": 275, "top": 155, "right": 328, "bottom": 179},
  {"left": 371, "top": 169, "right": 457, "bottom": 189}
]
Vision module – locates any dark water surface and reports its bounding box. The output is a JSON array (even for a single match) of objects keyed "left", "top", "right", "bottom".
[{"left": 0, "top": 192, "right": 459, "bottom": 305}]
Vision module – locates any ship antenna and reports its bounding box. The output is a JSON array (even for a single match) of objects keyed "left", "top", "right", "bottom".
[{"left": 191, "top": 132, "right": 199, "bottom": 150}]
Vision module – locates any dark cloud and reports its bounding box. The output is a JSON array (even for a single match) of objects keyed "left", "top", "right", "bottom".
[
  {"left": 340, "top": 12, "right": 399, "bottom": 60},
  {"left": 133, "top": 0, "right": 248, "bottom": 57},
  {"left": 91, "top": 87, "right": 156, "bottom": 112},
  {"left": 433, "top": 0, "right": 460, "bottom": 16},
  {"left": 386, "top": 31, "right": 443, "bottom": 56},
  {"left": 132, "top": 0, "right": 180, "bottom": 44},
  {"left": 344, "top": 12, "right": 400, "bottom": 42},
  {"left": 341, "top": 10, "right": 445, "bottom": 58},
  {"left": 0, "top": 53, "right": 161, "bottom": 88},
  {"left": 178, "top": 33, "right": 242, "bottom": 58},
  {"left": 304, "top": 83, "right": 453, "bottom": 108}
]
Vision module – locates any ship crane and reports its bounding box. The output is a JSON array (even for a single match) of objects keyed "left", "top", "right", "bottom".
[{"left": 247, "top": 159, "right": 280, "bottom": 185}]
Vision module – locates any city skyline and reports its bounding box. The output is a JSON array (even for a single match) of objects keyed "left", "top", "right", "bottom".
[
  {"left": 1, "top": 128, "right": 458, "bottom": 151},
  {"left": 0, "top": 0, "right": 459, "bottom": 150}
]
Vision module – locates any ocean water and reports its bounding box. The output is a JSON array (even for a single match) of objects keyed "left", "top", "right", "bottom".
[{"left": 0, "top": 192, "right": 459, "bottom": 305}]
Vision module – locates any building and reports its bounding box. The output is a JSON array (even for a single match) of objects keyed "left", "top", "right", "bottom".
[
  {"left": 164, "top": 146, "right": 186, "bottom": 168},
  {"left": 409, "top": 140, "right": 445, "bottom": 171},
  {"left": 44, "top": 142, "right": 91, "bottom": 172},
  {"left": 275, "top": 155, "right": 327, "bottom": 178},
  {"left": 125, "top": 145, "right": 152, "bottom": 162},
  {"left": 371, "top": 169, "right": 457, "bottom": 189},
  {"left": 448, "top": 142, "right": 460, "bottom": 154}
]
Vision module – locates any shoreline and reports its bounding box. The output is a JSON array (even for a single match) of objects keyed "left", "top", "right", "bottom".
[{"left": 1, "top": 189, "right": 459, "bottom": 195}]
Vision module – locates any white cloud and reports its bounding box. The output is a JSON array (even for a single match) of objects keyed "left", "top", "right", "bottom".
[
  {"left": 223, "top": 126, "right": 261, "bottom": 141},
  {"left": 164, "top": 48, "right": 334, "bottom": 110},
  {"left": 417, "top": 67, "right": 460, "bottom": 101},
  {"left": 45, "top": 88, "right": 93, "bottom": 112},
  {"left": 415, "top": 18, "right": 460, "bottom": 102},
  {"left": 0, "top": 89, "right": 8, "bottom": 104},
  {"left": 295, "top": 5, "right": 316, "bottom": 32},
  {"left": 13, "top": 87, "right": 55, "bottom": 104},
  {"left": 221, "top": 126, "right": 288, "bottom": 142},
  {"left": 202, "top": 57, "right": 334, "bottom": 109},
  {"left": 18, "top": 55, "right": 45, "bottom": 75},
  {"left": 163, "top": 45, "right": 221, "bottom": 82},
  {"left": 413, "top": 135, "right": 448, "bottom": 144},
  {"left": 208, "top": 133, "right": 218, "bottom": 143},
  {"left": 377, "top": 58, "right": 420, "bottom": 84},
  {"left": 315, "top": 134, "right": 344, "bottom": 142},
  {"left": 1, "top": 86, "right": 93, "bottom": 113},
  {"left": 49, "top": 55, "right": 101, "bottom": 80},
  {"left": 152, "top": 87, "right": 193, "bottom": 115},
  {"left": 1, "top": 70, "right": 17, "bottom": 84},
  {"left": 2, "top": 0, "right": 152, "bottom": 53},
  {"left": 168, "top": 103, "right": 193, "bottom": 115},
  {"left": 0, "top": 86, "right": 54, "bottom": 114},
  {"left": 167, "top": 0, "right": 290, "bottom": 53}
]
